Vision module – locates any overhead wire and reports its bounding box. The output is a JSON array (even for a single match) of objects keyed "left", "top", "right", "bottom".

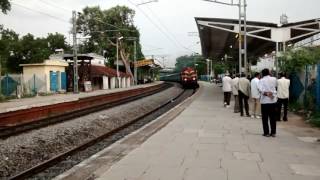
[
  {"left": 37, "top": 0, "right": 72, "bottom": 13},
  {"left": 127, "top": 0, "right": 183, "bottom": 50},
  {"left": 11, "top": 2, "right": 70, "bottom": 24},
  {"left": 144, "top": 5, "right": 197, "bottom": 53}
]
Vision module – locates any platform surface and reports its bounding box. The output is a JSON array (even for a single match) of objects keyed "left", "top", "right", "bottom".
[
  {"left": 0, "top": 82, "right": 162, "bottom": 114},
  {"left": 94, "top": 82, "right": 320, "bottom": 180}
]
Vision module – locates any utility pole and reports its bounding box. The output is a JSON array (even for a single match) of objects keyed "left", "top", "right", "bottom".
[
  {"left": 72, "top": 10, "right": 79, "bottom": 93},
  {"left": 239, "top": 0, "right": 248, "bottom": 75},
  {"left": 116, "top": 37, "right": 119, "bottom": 88},
  {"left": 0, "top": 55, "right": 2, "bottom": 96},
  {"left": 133, "top": 39, "right": 137, "bottom": 85},
  {"left": 243, "top": 0, "right": 248, "bottom": 75}
]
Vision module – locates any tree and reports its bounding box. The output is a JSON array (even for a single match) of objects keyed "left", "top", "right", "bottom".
[
  {"left": 46, "top": 33, "right": 71, "bottom": 52},
  {"left": 0, "top": 0, "right": 10, "bottom": 14},
  {"left": 174, "top": 55, "right": 206, "bottom": 76},
  {"left": 76, "top": 5, "right": 144, "bottom": 79},
  {"left": 0, "top": 26, "right": 70, "bottom": 73},
  {"left": 279, "top": 47, "right": 320, "bottom": 73},
  {"left": 213, "top": 63, "right": 225, "bottom": 76}
]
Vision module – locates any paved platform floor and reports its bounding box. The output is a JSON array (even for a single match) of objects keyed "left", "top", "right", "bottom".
[
  {"left": 95, "top": 82, "right": 320, "bottom": 180},
  {"left": 0, "top": 82, "right": 162, "bottom": 113}
]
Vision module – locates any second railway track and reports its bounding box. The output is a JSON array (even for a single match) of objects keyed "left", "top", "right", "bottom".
[{"left": 0, "top": 83, "right": 171, "bottom": 139}]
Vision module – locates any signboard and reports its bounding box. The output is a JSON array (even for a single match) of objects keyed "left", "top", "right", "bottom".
[{"left": 135, "top": 59, "right": 154, "bottom": 67}]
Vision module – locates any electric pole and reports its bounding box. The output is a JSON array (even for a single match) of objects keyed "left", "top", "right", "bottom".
[
  {"left": 133, "top": 39, "right": 137, "bottom": 85},
  {"left": 72, "top": 10, "right": 79, "bottom": 93},
  {"left": 0, "top": 55, "right": 2, "bottom": 96}
]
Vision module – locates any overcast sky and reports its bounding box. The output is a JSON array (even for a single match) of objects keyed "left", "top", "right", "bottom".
[{"left": 1, "top": 0, "right": 320, "bottom": 67}]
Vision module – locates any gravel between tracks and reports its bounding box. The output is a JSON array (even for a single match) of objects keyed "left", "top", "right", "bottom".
[{"left": 0, "top": 86, "right": 183, "bottom": 178}]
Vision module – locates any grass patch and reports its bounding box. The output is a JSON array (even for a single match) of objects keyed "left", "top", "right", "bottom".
[{"left": 309, "top": 112, "right": 320, "bottom": 127}]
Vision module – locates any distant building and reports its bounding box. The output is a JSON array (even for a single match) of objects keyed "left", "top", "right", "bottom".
[
  {"left": 49, "top": 52, "right": 131, "bottom": 91},
  {"left": 20, "top": 60, "right": 68, "bottom": 93},
  {"left": 251, "top": 55, "right": 275, "bottom": 72}
]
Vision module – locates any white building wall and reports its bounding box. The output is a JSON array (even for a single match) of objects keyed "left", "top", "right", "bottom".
[
  {"left": 126, "top": 78, "right": 131, "bottom": 88},
  {"left": 110, "top": 77, "right": 116, "bottom": 89},
  {"left": 121, "top": 77, "right": 126, "bottom": 88},
  {"left": 102, "top": 76, "right": 109, "bottom": 90}
]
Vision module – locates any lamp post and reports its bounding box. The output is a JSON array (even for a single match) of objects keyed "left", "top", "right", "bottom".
[
  {"left": 116, "top": 36, "right": 123, "bottom": 88},
  {"left": 206, "top": 59, "right": 210, "bottom": 81},
  {"left": 202, "top": 0, "right": 247, "bottom": 75}
]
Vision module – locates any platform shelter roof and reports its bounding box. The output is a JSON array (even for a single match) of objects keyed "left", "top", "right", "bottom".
[{"left": 195, "top": 17, "right": 320, "bottom": 59}]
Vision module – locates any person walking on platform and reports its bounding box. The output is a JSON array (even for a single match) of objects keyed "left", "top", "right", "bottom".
[
  {"left": 258, "top": 68, "right": 277, "bottom": 137},
  {"left": 277, "top": 72, "right": 290, "bottom": 121},
  {"left": 222, "top": 73, "right": 232, "bottom": 108},
  {"left": 251, "top": 72, "right": 261, "bottom": 118},
  {"left": 238, "top": 73, "right": 251, "bottom": 117},
  {"left": 232, "top": 74, "right": 240, "bottom": 113}
]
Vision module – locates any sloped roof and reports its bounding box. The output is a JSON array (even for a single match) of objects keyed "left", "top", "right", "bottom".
[{"left": 90, "top": 65, "right": 130, "bottom": 78}]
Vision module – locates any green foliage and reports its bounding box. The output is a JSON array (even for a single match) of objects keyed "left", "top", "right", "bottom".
[
  {"left": 279, "top": 47, "right": 320, "bottom": 73},
  {"left": 309, "top": 112, "right": 320, "bottom": 127},
  {"left": 0, "top": 0, "right": 10, "bottom": 14},
  {"left": 289, "top": 101, "right": 303, "bottom": 112},
  {"left": 0, "top": 26, "right": 70, "bottom": 73},
  {"left": 76, "top": 5, "right": 143, "bottom": 67},
  {"left": 213, "top": 63, "right": 225, "bottom": 75}
]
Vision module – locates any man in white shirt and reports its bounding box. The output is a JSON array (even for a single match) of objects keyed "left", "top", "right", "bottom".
[
  {"left": 251, "top": 72, "right": 261, "bottom": 118},
  {"left": 238, "top": 73, "right": 251, "bottom": 117},
  {"left": 222, "top": 73, "right": 232, "bottom": 108},
  {"left": 232, "top": 74, "right": 240, "bottom": 113},
  {"left": 277, "top": 72, "right": 290, "bottom": 121},
  {"left": 258, "top": 68, "right": 277, "bottom": 137}
]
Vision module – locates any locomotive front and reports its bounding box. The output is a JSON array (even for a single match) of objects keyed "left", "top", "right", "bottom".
[{"left": 181, "top": 67, "right": 198, "bottom": 89}]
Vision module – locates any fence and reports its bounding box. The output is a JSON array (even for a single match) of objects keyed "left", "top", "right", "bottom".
[
  {"left": 0, "top": 74, "right": 47, "bottom": 98},
  {"left": 289, "top": 63, "right": 319, "bottom": 111}
]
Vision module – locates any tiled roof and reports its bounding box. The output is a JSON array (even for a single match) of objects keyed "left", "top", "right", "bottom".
[{"left": 90, "top": 65, "right": 130, "bottom": 77}]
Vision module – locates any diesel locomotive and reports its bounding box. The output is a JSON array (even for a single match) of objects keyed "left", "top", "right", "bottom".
[{"left": 159, "top": 67, "right": 198, "bottom": 89}]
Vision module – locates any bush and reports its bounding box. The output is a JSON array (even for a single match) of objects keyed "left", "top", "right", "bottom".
[
  {"left": 309, "top": 112, "right": 320, "bottom": 127},
  {"left": 289, "top": 101, "right": 303, "bottom": 112},
  {"left": 0, "top": 94, "right": 5, "bottom": 102}
]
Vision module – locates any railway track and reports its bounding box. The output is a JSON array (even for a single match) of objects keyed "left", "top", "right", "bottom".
[
  {"left": 0, "top": 83, "right": 171, "bottom": 139},
  {"left": 8, "top": 87, "right": 195, "bottom": 180}
]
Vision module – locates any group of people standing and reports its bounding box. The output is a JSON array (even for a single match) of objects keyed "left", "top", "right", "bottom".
[{"left": 222, "top": 68, "right": 290, "bottom": 137}]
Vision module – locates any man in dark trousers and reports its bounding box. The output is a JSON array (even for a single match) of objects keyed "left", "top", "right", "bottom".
[
  {"left": 277, "top": 72, "right": 290, "bottom": 121},
  {"left": 258, "top": 69, "right": 278, "bottom": 137},
  {"left": 238, "top": 73, "right": 251, "bottom": 117}
]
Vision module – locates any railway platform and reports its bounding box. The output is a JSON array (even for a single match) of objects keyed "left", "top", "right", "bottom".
[
  {"left": 56, "top": 81, "right": 320, "bottom": 180},
  {"left": 0, "top": 82, "right": 163, "bottom": 114}
]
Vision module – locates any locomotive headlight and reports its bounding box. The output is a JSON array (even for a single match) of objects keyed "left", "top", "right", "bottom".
[
  {"left": 184, "top": 78, "right": 187, "bottom": 81},
  {"left": 192, "top": 77, "right": 196, "bottom": 80}
]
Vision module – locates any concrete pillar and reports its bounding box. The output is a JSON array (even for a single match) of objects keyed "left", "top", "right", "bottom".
[
  {"left": 121, "top": 77, "right": 126, "bottom": 88},
  {"left": 127, "top": 77, "right": 131, "bottom": 87},
  {"left": 110, "top": 77, "right": 116, "bottom": 89},
  {"left": 102, "top": 76, "right": 109, "bottom": 90}
]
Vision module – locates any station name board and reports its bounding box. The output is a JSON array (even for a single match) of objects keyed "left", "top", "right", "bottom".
[{"left": 135, "top": 59, "right": 154, "bottom": 67}]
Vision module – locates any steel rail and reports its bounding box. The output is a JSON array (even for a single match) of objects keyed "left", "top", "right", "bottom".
[
  {"left": 0, "top": 83, "right": 171, "bottom": 138},
  {"left": 8, "top": 86, "right": 194, "bottom": 180}
]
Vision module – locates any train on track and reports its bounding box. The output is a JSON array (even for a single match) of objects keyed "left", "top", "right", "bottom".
[{"left": 159, "top": 67, "right": 199, "bottom": 89}]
